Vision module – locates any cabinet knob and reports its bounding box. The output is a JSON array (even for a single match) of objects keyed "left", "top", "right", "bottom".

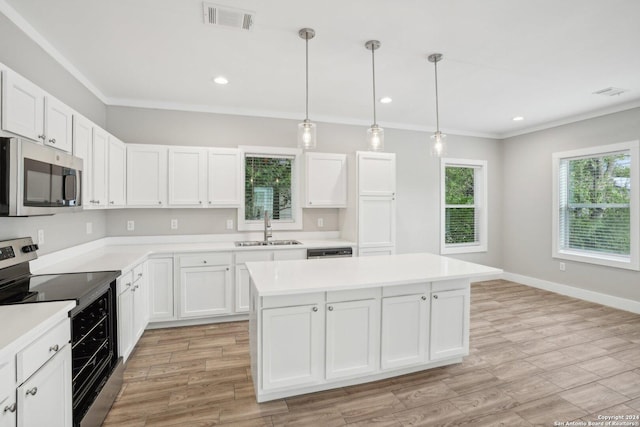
[
  {"left": 126, "top": 282, "right": 132, "bottom": 287},
  {"left": 158, "top": 201, "right": 162, "bottom": 205},
  {"left": 38, "top": 134, "right": 45, "bottom": 140},
  {"left": 49, "top": 138, "right": 56, "bottom": 144},
  {"left": 138, "top": 273, "right": 143, "bottom": 277},
  {"left": 203, "top": 260, "right": 207, "bottom": 264},
  {"left": 433, "top": 295, "right": 438, "bottom": 299},
  {"left": 208, "top": 201, "right": 212, "bottom": 204},
  {"left": 421, "top": 296, "right": 427, "bottom": 301},
  {"left": 110, "top": 201, "right": 114, "bottom": 204},
  {"left": 328, "top": 306, "right": 334, "bottom": 311},
  {"left": 312, "top": 307, "right": 318, "bottom": 312},
  {"left": 199, "top": 201, "right": 202, "bottom": 204},
  {"left": 309, "top": 201, "right": 313, "bottom": 205},
  {"left": 96, "top": 200, "right": 101, "bottom": 204},
  {"left": 49, "top": 344, "right": 59, "bottom": 352},
  {"left": 26, "top": 387, "right": 38, "bottom": 396},
  {"left": 3, "top": 403, "right": 16, "bottom": 413},
  {"left": 226, "top": 267, "right": 229, "bottom": 271}
]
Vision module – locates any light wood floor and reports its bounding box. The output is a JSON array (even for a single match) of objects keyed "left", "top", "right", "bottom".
[{"left": 102, "top": 280, "right": 640, "bottom": 426}]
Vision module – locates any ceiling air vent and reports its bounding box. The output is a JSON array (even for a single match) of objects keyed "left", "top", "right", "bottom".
[
  {"left": 203, "top": 2, "right": 254, "bottom": 31},
  {"left": 593, "top": 87, "right": 629, "bottom": 97}
]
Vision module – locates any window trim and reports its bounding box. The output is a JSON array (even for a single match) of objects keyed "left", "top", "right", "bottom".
[
  {"left": 440, "top": 158, "right": 488, "bottom": 255},
  {"left": 551, "top": 140, "right": 640, "bottom": 271},
  {"left": 238, "top": 146, "right": 303, "bottom": 231}
]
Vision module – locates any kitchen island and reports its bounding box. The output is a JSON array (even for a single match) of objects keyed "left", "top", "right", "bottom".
[{"left": 246, "top": 252, "right": 501, "bottom": 402}]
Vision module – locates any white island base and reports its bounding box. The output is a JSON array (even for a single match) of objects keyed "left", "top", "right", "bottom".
[{"left": 247, "top": 253, "right": 501, "bottom": 403}]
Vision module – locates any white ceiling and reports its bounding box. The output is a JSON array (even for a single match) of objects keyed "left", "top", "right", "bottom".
[{"left": 3, "top": 0, "right": 640, "bottom": 138}]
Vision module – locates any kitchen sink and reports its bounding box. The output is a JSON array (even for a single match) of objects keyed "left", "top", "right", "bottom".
[{"left": 234, "top": 240, "right": 301, "bottom": 247}]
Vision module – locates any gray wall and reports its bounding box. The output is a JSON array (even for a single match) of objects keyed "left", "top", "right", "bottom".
[
  {"left": 502, "top": 107, "right": 640, "bottom": 301},
  {"left": 0, "top": 12, "right": 109, "bottom": 254}
]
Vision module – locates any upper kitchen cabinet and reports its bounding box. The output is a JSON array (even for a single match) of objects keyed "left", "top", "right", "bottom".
[
  {"left": 168, "top": 147, "right": 208, "bottom": 206},
  {"left": 304, "top": 153, "right": 347, "bottom": 208},
  {"left": 357, "top": 152, "right": 396, "bottom": 196},
  {"left": 72, "top": 116, "right": 108, "bottom": 209},
  {"left": 91, "top": 127, "right": 109, "bottom": 208},
  {"left": 208, "top": 148, "right": 241, "bottom": 206},
  {"left": 127, "top": 144, "right": 168, "bottom": 207},
  {"left": 1, "top": 70, "right": 73, "bottom": 153},
  {"left": 107, "top": 136, "right": 127, "bottom": 207}
]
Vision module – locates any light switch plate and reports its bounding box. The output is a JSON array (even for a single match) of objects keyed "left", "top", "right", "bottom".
[{"left": 317, "top": 218, "right": 324, "bottom": 228}]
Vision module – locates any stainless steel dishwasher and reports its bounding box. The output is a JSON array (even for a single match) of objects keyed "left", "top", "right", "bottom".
[{"left": 306, "top": 247, "right": 353, "bottom": 259}]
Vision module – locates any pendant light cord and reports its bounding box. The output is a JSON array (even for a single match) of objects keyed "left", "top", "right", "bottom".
[
  {"left": 371, "top": 46, "right": 377, "bottom": 126},
  {"left": 434, "top": 58, "right": 440, "bottom": 132},
  {"left": 305, "top": 36, "right": 309, "bottom": 121}
]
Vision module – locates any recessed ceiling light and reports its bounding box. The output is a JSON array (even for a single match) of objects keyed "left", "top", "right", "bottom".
[
  {"left": 213, "top": 76, "right": 229, "bottom": 85},
  {"left": 512, "top": 116, "right": 524, "bottom": 121},
  {"left": 379, "top": 97, "right": 392, "bottom": 104}
]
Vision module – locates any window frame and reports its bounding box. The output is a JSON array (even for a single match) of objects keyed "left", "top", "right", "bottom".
[
  {"left": 552, "top": 140, "right": 640, "bottom": 271},
  {"left": 238, "top": 146, "right": 303, "bottom": 231},
  {"left": 440, "top": 158, "right": 488, "bottom": 255}
]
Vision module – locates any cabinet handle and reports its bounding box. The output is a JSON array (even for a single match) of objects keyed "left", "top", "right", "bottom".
[
  {"left": 26, "top": 387, "right": 38, "bottom": 396},
  {"left": 208, "top": 201, "right": 212, "bottom": 204},
  {"left": 38, "top": 134, "right": 45, "bottom": 140},
  {"left": 226, "top": 267, "right": 229, "bottom": 271},
  {"left": 3, "top": 403, "right": 16, "bottom": 413},
  {"left": 158, "top": 201, "right": 162, "bottom": 205},
  {"left": 49, "top": 344, "right": 59, "bottom": 352},
  {"left": 203, "top": 260, "right": 207, "bottom": 264},
  {"left": 199, "top": 201, "right": 202, "bottom": 204},
  {"left": 312, "top": 307, "right": 318, "bottom": 312},
  {"left": 49, "top": 138, "right": 56, "bottom": 144},
  {"left": 110, "top": 201, "right": 114, "bottom": 204},
  {"left": 138, "top": 273, "right": 143, "bottom": 278},
  {"left": 328, "top": 306, "right": 334, "bottom": 311},
  {"left": 126, "top": 282, "right": 132, "bottom": 287},
  {"left": 421, "top": 296, "right": 427, "bottom": 301},
  {"left": 96, "top": 200, "right": 101, "bottom": 204},
  {"left": 433, "top": 295, "right": 438, "bottom": 299}
]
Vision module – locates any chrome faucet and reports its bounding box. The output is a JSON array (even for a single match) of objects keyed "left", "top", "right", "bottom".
[{"left": 264, "top": 211, "right": 272, "bottom": 243}]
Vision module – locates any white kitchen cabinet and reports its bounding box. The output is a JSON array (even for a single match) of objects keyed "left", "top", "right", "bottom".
[
  {"left": 72, "top": 116, "right": 93, "bottom": 208},
  {"left": 430, "top": 286, "right": 470, "bottom": 360},
  {"left": 127, "top": 144, "right": 167, "bottom": 207},
  {"left": 357, "top": 152, "right": 396, "bottom": 196},
  {"left": 358, "top": 196, "right": 396, "bottom": 248},
  {"left": 1, "top": 70, "right": 72, "bottom": 153},
  {"left": 304, "top": 153, "right": 347, "bottom": 208},
  {"left": 17, "top": 345, "right": 72, "bottom": 427},
  {"left": 381, "top": 293, "right": 428, "bottom": 369},
  {"left": 117, "top": 272, "right": 134, "bottom": 361},
  {"left": 262, "top": 304, "right": 324, "bottom": 390},
  {"left": 177, "top": 253, "right": 233, "bottom": 318},
  {"left": 168, "top": 147, "right": 208, "bottom": 206},
  {"left": 90, "top": 128, "right": 109, "bottom": 208},
  {"left": 107, "top": 136, "right": 127, "bottom": 207},
  {"left": 208, "top": 148, "right": 241, "bottom": 206},
  {"left": 0, "top": 359, "right": 16, "bottom": 427},
  {"left": 325, "top": 298, "right": 379, "bottom": 380},
  {"left": 147, "top": 257, "right": 175, "bottom": 322},
  {"left": 132, "top": 264, "right": 149, "bottom": 342},
  {"left": 358, "top": 247, "right": 395, "bottom": 257},
  {"left": 0, "top": 398, "right": 15, "bottom": 427}
]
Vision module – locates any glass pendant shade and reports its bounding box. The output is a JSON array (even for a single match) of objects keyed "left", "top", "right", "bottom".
[
  {"left": 298, "top": 119, "right": 317, "bottom": 149},
  {"left": 367, "top": 125, "right": 384, "bottom": 152},
  {"left": 430, "top": 130, "right": 446, "bottom": 157}
]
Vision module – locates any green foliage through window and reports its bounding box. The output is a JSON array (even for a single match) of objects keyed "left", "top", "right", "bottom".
[
  {"left": 445, "top": 166, "right": 477, "bottom": 244},
  {"left": 245, "top": 156, "right": 293, "bottom": 221}
]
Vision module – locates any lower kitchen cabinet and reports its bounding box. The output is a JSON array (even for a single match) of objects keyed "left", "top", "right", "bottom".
[
  {"left": 381, "top": 293, "right": 429, "bottom": 369},
  {"left": 430, "top": 286, "right": 470, "bottom": 360},
  {"left": 325, "top": 298, "right": 379, "bottom": 380},
  {"left": 179, "top": 265, "right": 232, "bottom": 318},
  {"left": 0, "top": 359, "right": 16, "bottom": 427},
  {"left": 261, "top": 304, "right": 324, "bottom": 390},
  {"left": 118, "top": 263, "right": 149, "bottom": 362},
  {"left": 147, "top": 257, "right": 174, "bottom": 322},
  {"left": 17, "top": 344, "right": 72, "bottom": 427},
  {"left": 117, "top": 277, "right": 134, "bottom": 361}
]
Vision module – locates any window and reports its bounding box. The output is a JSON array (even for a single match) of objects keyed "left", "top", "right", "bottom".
[
  {"left": 552, "top": 141, "right": 639, "bottom": 270},
  {"left": 440, "top": 158, "right": 487, "bottom": 254},
  {"left": 238, "top": 146, "right": 302, "bottom": 231}
]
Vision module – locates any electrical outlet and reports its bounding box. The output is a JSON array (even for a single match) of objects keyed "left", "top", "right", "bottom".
[
  {"left": 37, "top": 229, "right": 45, "bottom": 245},
  {"left": 226, "top": 219, "right": 233, "bottom": 230},
  {"left": 559, "top": 262, "right": 566, "bottom": 271},
  {"left": 127, "top": 220, "right": 135, "bottom": 231},
  {"left": 317, "top": 217, "right": 324, "bottom": 228},
  {"left": 171, "top": 219, "right": 178, "bottom": 230},
  {"left": 86, "top": 222, "right": 93, "bottom": 234}
]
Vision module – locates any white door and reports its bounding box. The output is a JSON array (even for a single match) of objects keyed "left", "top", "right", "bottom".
[
  {"left": 305, "top": 153, "right": 347, "bottom": 207},
  {"left": 179, "top": 266, "right": 232, "bottom": 318},
  {"left": 357, "top": 152, "right": 396, "bottom": 196},
  {"left": 17, "top": 345, "right": 72, "bottom": 427},
  {"left": 358, "top": 196, "right": 396, "bottom": 248},
  {"left": 1, "top": 70, "right": 44, "bottom": 142},
  {"left": 72, "top": 116, "right": 93, "bottom": 208},
  {"left": 43, "top": 96, "right": 73, "bottom": 153},
  {"left": 107, "top": 137, "right": 127, "bottom": 207},
  {"left": 117, "top": 286, "right": 134, "bottom": 361},
  {"left": 325, "top": 299, "right": 379, "bottom": 380},
  {"left": 147, "top": 258, "right": 175, "bottom": 322},
  {"left": 381, "top": 294, "right": 428, "bottom": 369},
  {"left": 91, "top": 128, "right": 109, "bottom": 208},
  {"left": 234, "top": 264, "right": 250, "bottom": 313},
  {"left": 168, "top": 147, "right": 207, "bottom": 206},
  {"left": 262, "top": 304, "right": 324, "bottom": 390},
  {"left": 127, "top": 145, "right": 167, "bottom": 207},
  {"left": 208, "top": 148, "right": 241, "bottom": 206},
  {"left": 430, "top": 289, "right": 470, "bottom": 360}
]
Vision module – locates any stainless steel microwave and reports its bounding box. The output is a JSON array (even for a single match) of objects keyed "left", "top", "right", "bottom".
[{"left": 0, "top": 137, "right": 83, "bottom": 216}]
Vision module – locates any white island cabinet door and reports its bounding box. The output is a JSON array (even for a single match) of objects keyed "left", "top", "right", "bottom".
[
  {"left": 117, "top": 282, "right": 134, "bottom": 361},
  {"left": 325, "top": 299, "right": 379, "bottom": 380},
  {"left": 1, "top": 70, "right": 44, "bottom": 141},
  {"left": 262, "top": 304, "right": 324, "bottom": 390},
  {"left": 17, "top": 345, "right": 72, "bottom": 427},
  {"left": 147, "top": 257, "right": 175, "bottom": 322},
  {"left": 430, "top": 288, "right": 470, "bottom": 360},
  {"left": 179, "top": 266, "right": 232, "bottom": 318},
  {"left": 381, "top": 294, "right": 428, "bottom": 369}
]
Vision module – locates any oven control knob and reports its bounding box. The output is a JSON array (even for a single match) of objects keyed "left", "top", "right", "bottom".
[{"left": 22, "top": 244, "right": 39, "bottom": 253}]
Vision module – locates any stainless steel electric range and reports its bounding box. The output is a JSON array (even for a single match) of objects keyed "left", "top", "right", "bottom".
[{"left": 0, "top": 237, "right": 122, "bottom": 427}]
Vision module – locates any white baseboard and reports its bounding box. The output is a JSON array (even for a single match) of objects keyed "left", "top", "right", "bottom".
[{"left": 502, "top": 271, "right": 640, "bottom": 314}]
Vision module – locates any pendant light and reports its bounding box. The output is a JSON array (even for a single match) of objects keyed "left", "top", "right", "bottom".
[
  {"left": 428, "top": 53, "right": 446, "bottom": 157},
  {"left": 298, "top": 28, "right": 316, "bottom": 149},
  {"left": 365, "top": 40, "right": 384, "bottom": 151}
]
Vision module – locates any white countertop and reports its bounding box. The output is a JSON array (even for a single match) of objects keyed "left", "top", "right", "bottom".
[
  {"left": 0, "top": 301, "right": 76, "bottom": 360},
  {"left": 246, "top": 252, "right": 502, "bottom": 296}
]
